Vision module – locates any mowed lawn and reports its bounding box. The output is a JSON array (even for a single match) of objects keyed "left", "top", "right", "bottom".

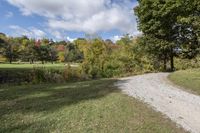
[
  {"left": 169, "top": 69, "right": 200, "bottom": 95},
  {"left": 0, "top": 79, "right": 185, "bottom": 133},
  {"left": 0, "top": 63, "right": 78, "bottom": 70}
]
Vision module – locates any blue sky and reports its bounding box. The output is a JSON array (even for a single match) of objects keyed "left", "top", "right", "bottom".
[{"left": 0, "top": 0, "right": 139, "bottom": 42}]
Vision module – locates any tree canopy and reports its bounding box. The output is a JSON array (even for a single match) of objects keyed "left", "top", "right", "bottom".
[{"left": 135, "top": 0, "right": 200, "bottom": 70}]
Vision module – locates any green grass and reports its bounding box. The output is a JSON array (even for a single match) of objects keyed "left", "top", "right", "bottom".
[
  {"left": 0, "top": 63, "right": 81, "bottom": 84},
  {"left": 0, "top": 79, "right": 185, "bottom": 133},
  {"left": 169, "top": 68, "right": 200, "bottom": 95},
  {"left": 0, "top": 63, "right": 79, "bottom": 70}
]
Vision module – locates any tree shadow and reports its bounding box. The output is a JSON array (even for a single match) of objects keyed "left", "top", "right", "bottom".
[{"left": 0, "top": 79, "right": 118, "bottom": 116}]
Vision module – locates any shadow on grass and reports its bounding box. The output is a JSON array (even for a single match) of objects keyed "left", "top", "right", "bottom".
[
  {"left": 0, "top": 79, "right": 118, "bottom": 116},
  {"left": 0, "top": 122, "right": 36, "bottom": 133}
]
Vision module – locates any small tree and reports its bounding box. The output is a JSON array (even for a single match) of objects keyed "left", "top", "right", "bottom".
[
  {"left": 3, "top": 37, "right": 19, "bottom": 64},
  {"left": 34, "top": 45, "right": 50, "bottom": 64},
  {"left": 49, "top": 46, "right": 58, "bottom": 64},
  {"left": 81, "top": 39, "right": 108, "bottom": 78}
]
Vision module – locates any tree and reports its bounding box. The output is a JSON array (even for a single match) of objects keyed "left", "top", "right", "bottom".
[
  {"left": 18, "top": 36, "right": 30, "bottom": 62},
  {"left": 74, "top": 38, "right": 88, "bottom": 55},
  {"left": 64, "top": 43, "right": 83, "bottom": 62},
  {"left": 0, "top": 33, "right": 6, "bottom": 55},
  {"left": 135, "top": 0, "right": 200, "bottom": 71},
  {"left": 49, "top": 46, "right": 58, "bottom": 64},
  {"left": 115, "top": 35, "right": 149, "bottom": 73},
  {"left": 34, "top": 44, "right": 50, "bottom": 64},
  {"left": 27, "top": 39, "right": 37, "bottom": 64},
  {"left": 2, "top": 37, "right": 20, "bottom": 64},
  {"left": 41, "top": 38, "right": 50, "bottom": 45},
  {"left": 81, "top": 39, "right": 108, "bottom": 78},
  {"left": 116, "top": 34, "right": 132, "bottom": 46},
  {"left": 136, "top": 35, "right": 171, "bottom": 70},
  {"left": 175, "top": 0, "right": 200, "bottom": 59}
]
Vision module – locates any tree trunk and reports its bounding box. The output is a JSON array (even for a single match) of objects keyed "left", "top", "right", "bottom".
[
  {"left": 170, "top": 55, "right": 174, "bottom": 71},
  {"left": 170, "top": 47, "right": 174, "bottom": 71},
  {"left": 30, "top": 61, "right": 33, "bottom": 64},
  {"left": 9, "top": 56, "right": 12, "bottom": 64},
  {"left": 9, "top": 59, "right": 12, "bottom": 64},
  {"left": 163, "top": 53, "right": 167, "bottom": 71}
]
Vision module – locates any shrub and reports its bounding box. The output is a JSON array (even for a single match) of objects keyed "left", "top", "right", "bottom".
[
  {"left": 32, "top": 67, "right": 46, "bottom": 83},
  {"left": 0, "top": 66, "right": 84, "bottom": 84},
  {"left": 175, "top": 57, "right": 200, "bottom": 70},
  {"left": 0, "top": 69, "right": 31, "bottom": 84}
]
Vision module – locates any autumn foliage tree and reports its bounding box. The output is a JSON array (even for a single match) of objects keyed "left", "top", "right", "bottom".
[{"left": 81, "top": 39, "right": 108, "bottom": 78}]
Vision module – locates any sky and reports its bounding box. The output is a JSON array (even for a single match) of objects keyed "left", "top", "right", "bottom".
[{"left": 0, "top": 0, "right": 140, "bottom": 42}]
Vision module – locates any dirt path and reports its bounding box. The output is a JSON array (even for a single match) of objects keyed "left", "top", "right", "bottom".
[{"left": 116, "top": 73, "right": 200, "bottom": 133}]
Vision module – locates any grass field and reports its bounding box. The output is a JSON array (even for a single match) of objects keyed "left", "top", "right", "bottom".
[
  {"left": 0, "top": 79, "right": 185, "bottom": 133},
  {"left": 0, "top": 63, "right": 79, "bottom": 69},
  {"left": 169, "top": 68, "right": 200, "bottom": 95}
]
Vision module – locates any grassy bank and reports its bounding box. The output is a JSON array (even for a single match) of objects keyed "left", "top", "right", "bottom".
[
  {"left": 0, "top": 79, "right": 184, "bottom": 133},
  {"left": 0, "top": 63, "right": 81, "bottom": 84},
  {"left": 169, "top": 69, "right": 200, "bottom": 95},
  {"left": 0, "top": 63, "right": 79, "bottom": 69}
]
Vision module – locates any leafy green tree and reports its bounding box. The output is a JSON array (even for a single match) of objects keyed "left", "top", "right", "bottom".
[
  {"left": 64, "top": 43, "right": 83, "bottom": 62},
  {"left": 27, "top": 39, "right": 37, "bottom": 64},
  {"left": 74, "top": 38, "right": 88, "bottom": 58},
  {"left": 49, "top": 46, "right": 58, "bottom": 64},
  {"left": 135, "top": 0, "right": 200, "bottom": 71},
  {"left": 81, "top": 39, "right": 108, "bottom": 78},
  {"left": 116, "top": 34, "right": 132, "bottom": 46},
  {"left": 41, "top": 38, "right": 50, "bottom": 45},
  {"left": 0, "top": 33, "right": 6, "bottom": 55},
  {"left": 176, "top": 0, "right": 200, "bottom": 59},
  {"left": 17, "top": 36, "right": 30, "bottom": 61},
  {"left": 34, "top": 44, "right": 51, "bottom": 64},
  {"left": 3, "top": 37, "right": 20, "bottom": 64},
  {"left": 136, "top": 35, "right": 171, "bottom": 70}
]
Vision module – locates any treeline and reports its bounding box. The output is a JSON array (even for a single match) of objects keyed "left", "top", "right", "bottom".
[
  {"left": 1, "top": 31, "right": 200, "bottom": 80},
  {"left": 0, "top": 33, "right": 83, "bottom": 64},
  {"left": 0, "top": 33, "right": 157, "bottom": 78}
]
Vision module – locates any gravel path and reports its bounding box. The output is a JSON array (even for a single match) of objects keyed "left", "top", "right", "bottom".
[{"left": 116, "top": 73, "right": 200, "bottom": 133}]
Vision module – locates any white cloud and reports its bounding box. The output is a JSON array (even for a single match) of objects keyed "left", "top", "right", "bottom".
[
  {"left": 48, "top": 29, "right": 76, "bottom": 42},
  {"left": 9, "top": 25, "right": 46, "bottom": 39},
  {"left": 66, "top": 36, "right": 76, "bottom": 42},
  {"left": 50, "top": 30, "right": 63, "bottom": 40},
  {"left": 111, "top": 35, "right": 122, "bottom": 42},
  {"left": 5, "top": 11, "right": 13, "bottom": 18},
  {"left": 30, "top": 27, "right": 46, "bottom": 38},
  {"left": 6, "top": 0, "right": 139, "bottom": 35}
]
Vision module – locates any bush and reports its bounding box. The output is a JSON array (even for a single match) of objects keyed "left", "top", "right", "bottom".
[
  {"left": 175, "top": 57, "right": 200, "bottom": 70},
  {"left": 0, "top": 69, "right": 32, "bottom": 84},
  {"left": 0, "top": 66, "right": 84, "bottom": 84}
]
